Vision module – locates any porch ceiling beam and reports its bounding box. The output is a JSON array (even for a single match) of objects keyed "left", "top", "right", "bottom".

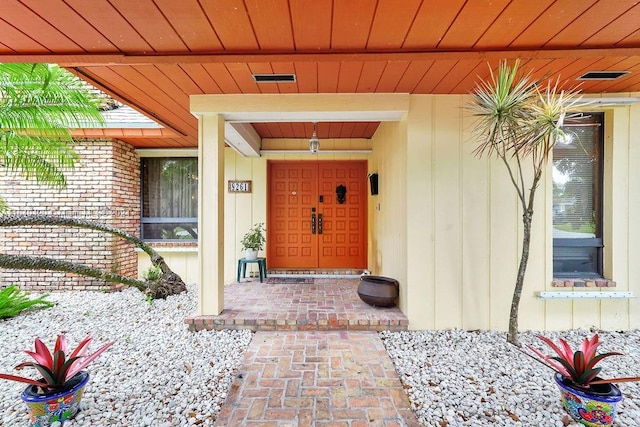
[
  {"left": 190, "top": 93, "right": 410, "bottom": 123},
  {"left": 224, "top": 122, "right": 261, "bottom": 157},
  {"left": 2, "top": 47, "right": 640, "bottom": 66}
]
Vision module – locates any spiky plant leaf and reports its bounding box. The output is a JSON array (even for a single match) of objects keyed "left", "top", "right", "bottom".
[
  {"left": 0, "top": 285, "right": 54, "bottom": 319},
  {"left": 0, "top": 334, "right": 113, "bottom": 390}
]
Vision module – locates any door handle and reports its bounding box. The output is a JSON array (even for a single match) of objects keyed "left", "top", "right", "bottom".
[
  {"left": 311, "top": 213, "right": 316, "bottom": 234},
  {"left": 318, "top": 213, "right": 323, "bottom": 234}
]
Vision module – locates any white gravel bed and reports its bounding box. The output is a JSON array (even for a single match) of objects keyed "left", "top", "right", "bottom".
[
  {"left": 0, "top": 285, "right": 252, "bottom": 427},
  {"left": 381, "top": 329, "right": 640, "bottom": 426}
]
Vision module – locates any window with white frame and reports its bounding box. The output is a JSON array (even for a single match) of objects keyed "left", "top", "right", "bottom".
[
  {"left": 552, "top": 113, "right": 603, "bottom": 277},
  {"left": 141, "top": 157, "right": 198, "bottom": 241}
]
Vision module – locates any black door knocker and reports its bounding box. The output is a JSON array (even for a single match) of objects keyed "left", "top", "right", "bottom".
[{"left": 336, "top": 184, "right": 347, "bottom": 204}]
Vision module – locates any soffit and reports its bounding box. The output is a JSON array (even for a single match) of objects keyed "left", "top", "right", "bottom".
[{"left": 2, "top": 0, "right": 640, "bottom": 147}]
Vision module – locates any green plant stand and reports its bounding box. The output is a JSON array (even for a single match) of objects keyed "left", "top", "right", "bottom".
[{"left": 237, "top": 257, "right": 267, "bottom": 283}]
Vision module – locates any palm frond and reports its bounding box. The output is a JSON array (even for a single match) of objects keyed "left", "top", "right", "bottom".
[
  {"left": 0, "top": 63, "right": 103, "bottom": 195},
  {"left": 468, "top": 60, "right": 538, "bottom": 159}
]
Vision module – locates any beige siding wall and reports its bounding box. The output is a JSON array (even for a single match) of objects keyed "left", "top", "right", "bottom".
[
  {"left": 393, "top": 94, "right": 639, "bottom": 332},
  {"left": 628, "top": 103, "right": 640, "bottom": 330},
  {"left": 369, "top": 122, "right": 408, "bottom": 313},
  {"left": 224, "top": 147, "right": 267, "bottom": 281}
]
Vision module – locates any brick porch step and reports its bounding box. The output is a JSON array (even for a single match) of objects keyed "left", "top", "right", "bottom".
[
  {"left": 185, "top": 278, "right": 408, "bottom": 332},
  {"left": 185, "top": 315, "right": 408, "bottom": 332}
]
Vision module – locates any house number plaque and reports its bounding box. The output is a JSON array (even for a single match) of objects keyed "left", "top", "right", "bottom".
[{"left": 228, "top": 180, "right": 252, "bottom": 193}]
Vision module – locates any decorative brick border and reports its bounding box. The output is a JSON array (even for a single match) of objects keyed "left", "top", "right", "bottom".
[{"left": 551, "top": 279, "right": 616, "bottom": 288}]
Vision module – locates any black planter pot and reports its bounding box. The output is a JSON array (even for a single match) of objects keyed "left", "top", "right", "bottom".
[{"left": 357, "top": 275, "right": 399, "bottom": 307}]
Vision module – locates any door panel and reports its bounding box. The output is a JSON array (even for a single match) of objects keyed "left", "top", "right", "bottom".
[
  {"left": 268, "top": 161, "right": 367, "bottom": 269},
  {"left": 269, "top": 162, "right": 317, "bottom": 268},
  {"left": 317, "top": 162, "right": 367, "bottom": 268}
]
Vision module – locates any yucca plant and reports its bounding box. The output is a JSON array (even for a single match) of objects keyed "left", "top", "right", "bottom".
[
  {"left": 469, "top": 60, "right": 582, "bottom": 345},
  {"left": 0, "top": 334, "right": 113, "bottom": 391},
  {"left": 528, "top": 334, "right": 640, "bottom": 388}
]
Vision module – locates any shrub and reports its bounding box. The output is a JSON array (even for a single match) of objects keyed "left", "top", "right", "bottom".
[
  {"left": 0, "top": 284, "right": 55, "bottom": 319},
  {"left": 143, "top": 265, "right": 162, "bottom": 282}
]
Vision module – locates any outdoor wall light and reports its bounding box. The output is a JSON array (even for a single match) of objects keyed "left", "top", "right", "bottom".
[{"left": 309, "top": 122, "right": 319, "bottom": 154}]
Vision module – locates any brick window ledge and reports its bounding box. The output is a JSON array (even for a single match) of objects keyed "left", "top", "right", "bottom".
[
  {"left": 148, "top": 241, "right": 197, "bottom": 248},
  {"left": 552, "top": 279, "right": 616, "bottom": 288}
]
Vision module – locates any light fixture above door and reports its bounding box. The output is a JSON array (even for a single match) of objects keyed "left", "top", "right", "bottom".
[{"left": 309, "top": 122, "right": 320, "bottom": 154}]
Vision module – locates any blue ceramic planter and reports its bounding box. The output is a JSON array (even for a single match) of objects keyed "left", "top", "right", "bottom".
[
  {"left": 554, "top": 372, "right": 622, "bottom": 427},
  {"left": 21, "top": 371, "right": 89, "bottom": 427}
]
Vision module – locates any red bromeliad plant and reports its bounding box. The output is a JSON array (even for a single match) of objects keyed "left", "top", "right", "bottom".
[
  {"left": 0, "top": 334, "right": 113, "bottom": 391},
  {"left": 528, "top": 334, "right": 640, "bottom": 388}
]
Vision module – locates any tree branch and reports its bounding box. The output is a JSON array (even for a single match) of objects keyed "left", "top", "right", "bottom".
[{"left": 0, "top": 253, "right": 147, "bottom": 290}]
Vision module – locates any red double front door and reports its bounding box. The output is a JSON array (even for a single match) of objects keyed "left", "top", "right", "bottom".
[{"left": 267, "top": 160, "right": 367, "bottom": 269}]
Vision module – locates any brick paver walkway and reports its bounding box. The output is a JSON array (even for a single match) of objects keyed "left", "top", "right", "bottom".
[{"left": 214, "top": 331, "right": 420, "bottom": 427}]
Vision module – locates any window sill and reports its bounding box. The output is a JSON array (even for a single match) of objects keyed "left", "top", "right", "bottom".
[
  {"left": 551, "top": 278, "right": 615, "bottom": 288},
  {"left": 538, "top": 291, "right": 633, "bottom": 299}
]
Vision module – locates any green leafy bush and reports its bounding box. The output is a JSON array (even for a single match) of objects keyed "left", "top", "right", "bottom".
[
  {"left": 143, "top": 265, "right": 162, "bottom": 282},
  {"left": 0, "top": 284, "right": 54, "bottom": 319},
  {"left": 241, "top": 223, "right": 266, "bottom": 251}
]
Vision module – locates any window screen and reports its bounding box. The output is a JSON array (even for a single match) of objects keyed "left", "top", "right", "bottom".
[
  {"left": 141, "top": 157, "right": 198, "bottom": 241},
  {"left": 552, "top": 114, "right": 603, "bottom": 277}
]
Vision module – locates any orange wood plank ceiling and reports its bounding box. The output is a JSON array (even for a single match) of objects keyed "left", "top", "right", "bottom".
[{"left": 1, "top": 0, "right": 640, "bottom": 148}]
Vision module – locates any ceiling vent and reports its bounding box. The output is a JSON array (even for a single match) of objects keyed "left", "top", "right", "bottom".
[
  {"left": 252, "top": 73, "right": 296, "bottom": 83},
  {"left": 578, "top": 71, "right": 629, "bottom": 81}
]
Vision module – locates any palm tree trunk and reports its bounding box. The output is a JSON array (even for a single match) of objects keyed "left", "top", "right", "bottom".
[
  {"left": 0, "top": 214, "right": 186, "bottom": 298},
  {"left": 0, "top": 253, "right": 147, "bottom": 290},
  {"left": 508, "top": 210, "right": 532, "bottom": 345},
  {"left": 507, "top": 173, "right": 541, "bottom": 345}
]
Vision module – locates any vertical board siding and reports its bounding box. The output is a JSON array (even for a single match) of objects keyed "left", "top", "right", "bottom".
[
  {"left": 629, "top": 103, "right": 640, "bottom": 328},
  {"left": 598, "top": 107, "right": 630, "bottom": 331},
  {"left": 369, "top": 122, "right": 407, "bottom": 292},
  {"left": 224, "top": 150, "right": 266, "bottom": 282},
  {"left": 433, "top": 96, "right": 463, "bottom": 329},
  {"left": 224, "top": 149, "right": 239, "bottom": 280},
  {"left": 461, "top": 99, "right": 491, "bottom": 330},
  {"left": 518, "top": 170, "right": 548, "bottom": 332},
  {"left": 545, "top": 300, "right": 574, "bottom": 331},
  {"left": 488, "top": 157, "right": 519, "bottom": 330},
  {"left": 404, "top": 97, "right": 435, "bottom": 329},
  {"left": 608, "top": 109, "right": 630, "bottom": 286}
]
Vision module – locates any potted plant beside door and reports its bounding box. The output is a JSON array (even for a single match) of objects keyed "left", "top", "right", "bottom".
[{"left": 241, "top": 223, "right": 266, "bottom": 260}]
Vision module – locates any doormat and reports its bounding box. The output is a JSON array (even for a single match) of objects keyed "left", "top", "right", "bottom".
[{"left": 266, "top": 277, "right": 314, "bottom": 284}]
